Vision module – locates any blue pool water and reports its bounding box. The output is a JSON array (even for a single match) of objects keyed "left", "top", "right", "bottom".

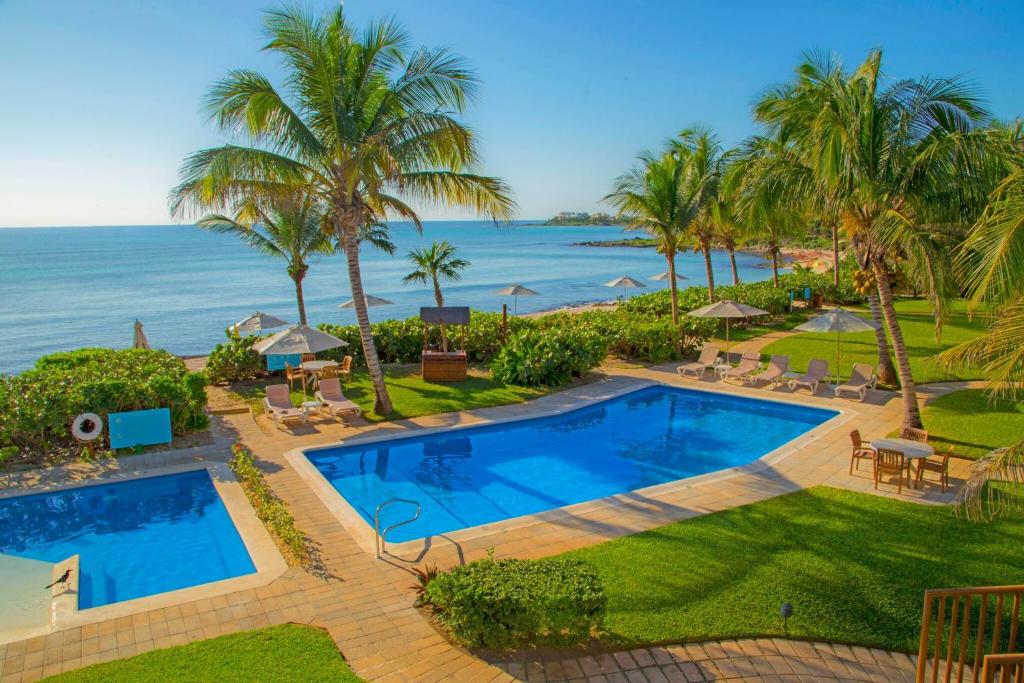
[
  {"left": 0, "top": 469, "right": 256, "bottom": 609},
  {"left": 306, "top": 386, "right": 837, "bottom": 542}
]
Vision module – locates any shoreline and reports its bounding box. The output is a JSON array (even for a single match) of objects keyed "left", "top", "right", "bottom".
[{"left": 573, "top": 238, "right": 838, "bottom": 270}]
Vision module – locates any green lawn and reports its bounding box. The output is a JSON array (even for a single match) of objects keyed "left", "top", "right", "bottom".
[
  {"left": 760, "top": 299, "right": 990, "bottom": 384},
  {"left": 922, "top": 389, "right": 1024, "bottom": 459},
  {"left": 711, "top": 310, "right": 812, "bottom": 345},
  {"left": 43, "top": 625, "right": 364, "bottom": 683},
  {"left": 231, "top": 364, "right": 552, "bottom": 423},
  {"left": 567, "top": 486, "right": 1024, "bottom": 653}
]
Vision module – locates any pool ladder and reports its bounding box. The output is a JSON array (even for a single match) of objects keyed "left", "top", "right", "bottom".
[{"left": 374, "top": 498, "right": 422, "bottom": 559}]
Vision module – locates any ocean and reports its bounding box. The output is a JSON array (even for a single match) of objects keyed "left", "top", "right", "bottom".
[{"left": 0, "top": 222, "right": 772, "bottom": 374}]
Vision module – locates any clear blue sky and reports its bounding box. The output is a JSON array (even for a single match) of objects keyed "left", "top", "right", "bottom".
[{"left": 1, "top": 0, "right": 1021, "bottom": 227}]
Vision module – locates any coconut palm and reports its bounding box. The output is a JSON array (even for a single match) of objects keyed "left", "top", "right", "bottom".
[
  {"left": 403, "top": 240, "right": 470, "bottom": 351},
  {"left": 197, "top": 195, "right": 332, "bottom": 325},
  {"left": 752, "top": 50, "right": 990, "bottom": 428},
  {"left": 169, "top": 6, "right": 515, "bottom": 415}
]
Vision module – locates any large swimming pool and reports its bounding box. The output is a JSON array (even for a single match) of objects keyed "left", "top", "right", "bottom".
[
  {"left": 306, "top": 386, "right": 838, "bottom": 543},
  {"left": 0, "top": 469, "right": 256, "bottom": 609}
]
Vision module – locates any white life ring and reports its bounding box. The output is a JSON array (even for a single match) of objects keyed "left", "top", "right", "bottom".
[{"left": 71, "top": 413, "right": 103, "bottom": 442}]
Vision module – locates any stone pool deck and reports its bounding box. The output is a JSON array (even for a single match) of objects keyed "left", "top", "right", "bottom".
[{"left": 0, "top": 364, "right": 970, "bottom": 681}]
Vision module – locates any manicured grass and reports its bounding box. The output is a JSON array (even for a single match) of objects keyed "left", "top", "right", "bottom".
[
  {"left": 230, "top": 364, "right": 552, "bottom": 423},
  {"left": 922, "top": 389, "right": 1024, "bottom": 460},
  {"left": 711, "top": 310, "right": 812, "bottom": 345},
  {"left": 760, "top": 299, "right": 990, "bottom": 384},
  {"left": 567, "top": 486, "right": 1024, "bottom": 653},
  {"left": 43, "top": 625, "right": 364, "bottom": 682}
]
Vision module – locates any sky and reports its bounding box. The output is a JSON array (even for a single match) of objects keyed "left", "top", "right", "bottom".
[{"left": 1, "top": 0, "right": 1022, "bottom": 228}]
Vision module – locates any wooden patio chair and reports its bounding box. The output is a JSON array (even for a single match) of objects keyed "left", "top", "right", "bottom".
[
  {"left": 849, "top": 429, "right": 876, "bottom": 475},
  {"left": 300, "top": 353, "right": 317, "bottom": 363},
  {"left": 915, "top": 448, "right": 952, "bottom": 491},
  {"left": 901, "top": 426, "right": 929, "bottom": 443},
  {"left": 338, "top": 355, "right": 353, "bottom": 381},
  {"left": 284, "top": 363, "right": 307, "bottom": 393},
  {"left": 320, "top": 365, "right": 342, "bottom": 380},
  {"left": 875, "top": 447, "right": 907, "bottom": 494}
]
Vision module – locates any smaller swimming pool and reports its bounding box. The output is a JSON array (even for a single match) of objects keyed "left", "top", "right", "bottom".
[
  {"left": 0, "top": 469, "right": 256, "bottom": 609},
  {"left": 305, "top": 385, "right": 838, "bottom": 543}
]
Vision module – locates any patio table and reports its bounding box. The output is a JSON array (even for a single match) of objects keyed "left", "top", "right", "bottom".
[
  {"left": 870, "top": 437, "right": 935, "bottom": 488},
  {"left": 301, "top": 360, "right": 339, "bottom": 391}
]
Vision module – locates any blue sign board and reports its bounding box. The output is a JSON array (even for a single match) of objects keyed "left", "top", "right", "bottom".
[
  {"left": 266, "top": 354, "right": 302, "bottom": 372},
  {"left": 109, "top": 408, "right": 173, "bottom": 450}
]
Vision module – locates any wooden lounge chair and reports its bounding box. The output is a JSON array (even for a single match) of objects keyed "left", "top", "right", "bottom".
[
  {"left": 746, "top": 355, "right": 789, "bottom": 387},
  {"left": 721, "top": 352, "right": 762, "bottom": 384},
  {"left": 677, "top": 346, "right": 721, "bottom": 379},
  {"left": 874, "top": 447, "right": 907, "bottom": 494},
  {"left": 264, "top": 384, "right": 307, "bottom": 431},
  {"left": 835, "top": 363, "right": 876, "bottom": 401},
  {"left": 901, "top": 426, "right": 929, "bottom": 443},
  {"left": 315, "top": 379, "right": 362, "bottom": 422},
  {"left": 849, "top": 429, "right": 876, "bottom": 474},
  {"left": 915, "top": 448, "right": 952, "bottom": 491},
  {"left": 788, "top": 358, "right": 829, "bottom": 394}
]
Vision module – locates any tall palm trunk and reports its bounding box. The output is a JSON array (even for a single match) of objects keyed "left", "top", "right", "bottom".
[
  {"left": 728, "top": 248, "right": 740, "bottom": 285},
  {"left": 341, "top": 224, "right": 393, "bottom": 415},
  {"left": 666, "top": 252, "right": 679, "bottom": 325},
  {"left": 701, "top": 240, "right": 716, "bottom": 302},
  {"left": 867, "top": 292, "right": 897, "bottom": 385},
  {"left": 872, "top": 259, "right": 922, "bottom": 429},
  {"left": 831, "top": 223, "right": 840, "bottom": 287},
  {"left": 433, "top": 277, "right": 449, "bottom": 352},
  {"left": 293, "top": 274, "right": 308, "bottom": 326},
  {"left": 770, "top": 248, "right": 780, "bottom": 287}
]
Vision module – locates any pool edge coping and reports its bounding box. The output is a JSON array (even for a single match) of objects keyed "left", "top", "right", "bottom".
[{"left": 285, "top": 377, "right": 851, "bottom": 558}]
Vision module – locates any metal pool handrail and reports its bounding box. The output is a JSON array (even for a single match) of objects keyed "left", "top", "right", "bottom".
[{"left": 374, "top": 498, "right": 421, "bottom": 559}]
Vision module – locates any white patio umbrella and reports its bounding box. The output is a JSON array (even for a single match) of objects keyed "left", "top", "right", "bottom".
[
  {"left": 605, "top": 276, "right": 647, "bottom": 300},
  {"left": 338, "top": 294, "right": 394, "bottom": 309},
  {"left": 794, "top": 307, "right": 879, "bottom": 385},
  {"left": 232, "top": 311, "right": 290, "bottom": 335},
  {"left": 253, "top": 325, "right": 348, "bottom": 356},
  {"left": 494, "top": 284, "right": 539, "bottom": 314},
  {"left": 688, "top": 300, "right": 769, "bottom": 355},
  {"left": 649, "top": 271, "right": 688, "bottom": 282},
  {"left": 132, "top": 320, "right": 151, "bottom": 350}
]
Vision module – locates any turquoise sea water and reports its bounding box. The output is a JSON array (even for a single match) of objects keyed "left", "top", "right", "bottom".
[{"left": 0, "top": 222, "right": 772, "bottom": 374}]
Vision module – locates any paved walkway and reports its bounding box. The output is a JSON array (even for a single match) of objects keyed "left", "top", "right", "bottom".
[{"left": 1, "top": 368, "right": 978, "bottom": 682}]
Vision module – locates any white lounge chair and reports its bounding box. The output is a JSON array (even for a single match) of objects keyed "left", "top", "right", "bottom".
[
  {"left": 315, "top": 378, "right": 362, "bottom": 422},
  {"left": 789, "top": 358, "right": 829, "bottom": 394},
  {"left": 721, "top": 352, "right": 761, "bottom": 383},
  {"left": 264, "top": 384, "right": 308, "bottom": 431},
  {"left": 835, "top": 363, "right": 876, "bottom": 401},
  {"left": 746, "top": 355, "right": 789, "bottom": 387},
  {"left": 677, "top": 346, "right": 721, "bottom": 379}
]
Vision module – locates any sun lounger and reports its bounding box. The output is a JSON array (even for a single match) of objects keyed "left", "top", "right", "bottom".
[
  {"left": 264, "top": 384, "right": 308, "bottom": 431},
  {"left": 721, "top": 352, "right": 761, "bottom": 383},
  {"left": 835, "top": 363, "right": 876, "bottom": 400},
  {"left": 677, "top": 346, "right": 721, "bottom": 379},
  {"left": 746, "top": 355, "right": 789, "bottom": 387},
  {"left": 315, "top": 378, "right": 362, "bottom": 421},
  {"left": 788, "top": 358, "right": 829, "bottom": 394}
]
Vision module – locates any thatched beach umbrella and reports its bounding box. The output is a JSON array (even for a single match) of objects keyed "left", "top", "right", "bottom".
[
  {"left": 795, "top": 308, "right": 879, "bottom": 385},
  {"left": 688, "top": 300, "right": 769, "bottom": 355},
  {"left": 494, "top": 284, "right": 539, "bottom": 314},
  {"left": 232, "top": 311, "right": 289, "bottom": 335},
  {"left": 132, "top": 320, "right": 151, "bottom": 350},
  {"left": 253, "top": 325, "right": 348, "bottom": 356}
]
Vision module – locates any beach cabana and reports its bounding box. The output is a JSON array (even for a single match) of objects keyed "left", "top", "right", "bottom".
[{"left": 420, "top": 306, "right": 470, "bottom": 382}]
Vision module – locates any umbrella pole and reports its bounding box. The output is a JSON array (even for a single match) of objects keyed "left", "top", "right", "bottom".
[{"left": 836, "top": 331, "right": 841, "bottom": 386}]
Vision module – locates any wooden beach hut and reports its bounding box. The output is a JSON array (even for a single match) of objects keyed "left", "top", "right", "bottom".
[{"left": 420, "top": 306, "right": 469, "bottom": 382}]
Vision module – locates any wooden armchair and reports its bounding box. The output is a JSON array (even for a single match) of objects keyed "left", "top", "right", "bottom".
[
  {"left": 849, "top": 429, "right": 876, "bottom": 475},
  {"left": 300, "top": 353, "right": 316, "bottom": 363},
  {"left": 875, "top": 448, "right": 907, "bottom": 494},
  {"left": 915, "top": 448, "right": 952, "bottom": 491},
  {"left": 284, "top": 363, "right": 307, "bottom": 393},
  {"left": 901, "top": 427, "right": 929, "bottom": 443}
]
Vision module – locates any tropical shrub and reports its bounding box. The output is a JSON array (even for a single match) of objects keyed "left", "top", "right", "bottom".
[
  {"left": 621, "top": 282, "right": 791, "bottom": 317},
  {"left": 423, "top": 555, "right": 606, "bottom": 647},
  {"left": 206, "top": 331, "right": 265, "bottom": 383},
  {"left": 536, "top": 311, "right": 716, "bottom": 364},
  {"left": 491, "top": 326, "right": 608, "bottom": 386},
  {"left": 0, "top": 348, "right": 208, "bottom": 462},
  {"left": 229, "top": 443, "right": 309, "bottom": 564}
]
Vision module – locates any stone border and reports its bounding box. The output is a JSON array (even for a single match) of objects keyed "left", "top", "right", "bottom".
[
  {"left": 0, "top": 462, "right": 287, "bottom": 644},
  {"left": 286, "top": 379, "right": 851, "bottom": 557}
]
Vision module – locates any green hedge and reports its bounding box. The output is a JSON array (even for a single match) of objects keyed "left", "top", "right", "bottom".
[
  {"left": 491, "top": 326, "right": 608, "bottom": 386},
  {"left": 536, "top": 311, "right": 716, "bottom": 364},
  {"left": 206, "top": 331, "right": 266, "bottom": 384},
  {"left": 0, "top": 348, "right": 207, "bottom": 462},
  {"left": 423, "top": 556, "right": 607, "bottom": 647}
]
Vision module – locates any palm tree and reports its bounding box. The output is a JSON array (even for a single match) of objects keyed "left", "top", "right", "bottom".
[
  {"left": 604, "top": 151, "right": 690, "bottom": 323},
  {"left": 197, "top": 195, "right": 332, "bottom": 325},
  {"left": 403, "top": 240, "right": 470, "bottom": 351},
  {"left": 752, "top": 50, "right": 989, "bottom": 428},
  {"left": 169, "top": 6, "right": 515, "bottom": 415}
]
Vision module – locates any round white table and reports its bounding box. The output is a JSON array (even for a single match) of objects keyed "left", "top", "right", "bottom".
[
  {"left": 301, "top": 360, "right": 339, "bottom": 390},
  {"left": 871, "top": 437, "right": 934, "bottom": 488}
]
